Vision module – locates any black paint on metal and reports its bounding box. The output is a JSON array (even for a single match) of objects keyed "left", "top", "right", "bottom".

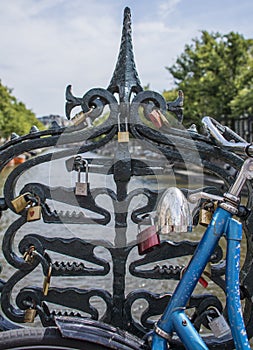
[{"left": 0, "top": 7, "right": 252, "bottom": 349}]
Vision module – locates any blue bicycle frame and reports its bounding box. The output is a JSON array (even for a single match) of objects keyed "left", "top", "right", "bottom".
[
  {"left": 151, "top": 118, "right": 253, "bottom": 350},
  {"left": 152, "top": 206, "right": 250, "bottom": 350}
]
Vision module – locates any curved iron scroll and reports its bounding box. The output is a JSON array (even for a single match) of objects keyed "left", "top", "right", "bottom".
[{"left": 0, "top": 7, "right": 253, "bottom": 350}]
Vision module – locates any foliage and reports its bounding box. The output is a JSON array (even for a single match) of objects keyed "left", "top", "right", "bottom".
[
  {"left": 230, "top": 53, "right": 253, "bottom": 117},
  {"left": 165, "top": 31, "right": 253, "bottom": 127},
  {"left": 0, "top": 81, "right": 43, "bottom": 139}
]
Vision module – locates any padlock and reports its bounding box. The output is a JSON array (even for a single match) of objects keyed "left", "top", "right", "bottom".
[
  {"left": 199, "top": 208, "right": 213, "bottom": 226},
  {"left": 72, "top": 107, "right": 93, "bottom": 126},
  {"left": 43, "top": 263, "right": 52, "bottom": 296},
  {"left": 137, "top": 216, "right": 160, "bottom": 255},
  {"left": 199, "top": 201, "right": 218, "bottom": 227},
  {"left": 23, "top": 245, "right": 35, "bottom": 263},
  {"left": 24, "top": 308, "right": 37, "bottom": 323},
  {"left": 118, "top": 116, "right": 129, "bottom": 143},
  {"left": 27, "top": 196, "right": 42, "bottom": 222},
  {"left": 11, "top": 192, "right": 31, "bottom": 213},
  {"left": 157, "top": 109, "right": 170, "bottom": 127},
  {"left": 75, "top": 158, "right": 89, "bottom": 196},
  {"left": 198, "top": 276, "right": 208, "bottom": 288},
  {"left": 147, "top": 109, "right": 163, "bottom": 129},
  {"left": 207, "top": 308, "right": 231, "bottom": 338}
]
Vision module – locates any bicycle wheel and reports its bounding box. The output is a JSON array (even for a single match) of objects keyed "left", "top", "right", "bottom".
[
  {"left": 0, "top": 327, "right": 101, "bottom": 349},
  {"left": 0, "top": 322, "right": 145, "bottom": 350}
]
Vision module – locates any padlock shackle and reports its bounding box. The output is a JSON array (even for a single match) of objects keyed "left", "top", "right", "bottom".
[
  {"left": 206, "top": 306, "right": 222, "bottom": 323},
  {"left": 25, "top": 194, "right": 41, "bottom": 207},
  {"left": 75, "top": 157, "right": 89, "bottom": 183},
  {"left": 117, "top": 115, "right": 128, "bottom": 132},
  {"left": 77, "top": 167, "right": 81, "bottom": 183},
  {"left": 83, "top": 159, "right": 89, "bottom": 183},
  {"left": 125, "top": 117, "right": 128, "bottom": 132},
  {"left": 139, "top": 213, "right": 154, "bottom": 227},
  {"left": 207, "top": 306, "right": 221, "bottom": 316}
]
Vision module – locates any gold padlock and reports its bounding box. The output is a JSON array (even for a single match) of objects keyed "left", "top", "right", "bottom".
[
  {"left": 23, "top": 245, "right": 35, "bottom": 263},
  {"left": 118, "top": 116, "right": 129, "bottom": 143},
  {"left": 72, "top": 108, "right": 93, "bottom": 126},
  {"left": 118, "top": 131, "right": 129, "bottom": 142},
  {"left": 199, "top": 201, "right": 218, "bottom": 226},
  {"left": 27, "top": 196, "right": 42, "bottom": 222},
  {"left": 11, "top": 193, "right": 31, "bottom": 213},
  {"left": 24, "top": 308, "right": 37, "bottom": 323},
  {"left": 199, "top": 208, "right": 213, "bottom": 226},
  {"left": 43, "top": 264, "right": 52, "bottom": 296},
  {"left": 27, "top": 205, "right": 42, "bottom": 222}
]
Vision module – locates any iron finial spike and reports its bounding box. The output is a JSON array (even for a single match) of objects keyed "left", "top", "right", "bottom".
[{"left": 107, "top": 7, "right": 142, "bottom": 102}]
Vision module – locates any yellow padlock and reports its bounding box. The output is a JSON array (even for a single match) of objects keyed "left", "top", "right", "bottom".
[
  {"left": 72, "top": 108, "right": 93, "bottom": 126},
  {"left": 27, "top": 196, "right": 42, "bottom": 222},
  {"left": 11, "top": 193, "right": 31, "bottom": 213},
  {"left": 199, "top": 208, "right": 213, "bottom": 226},
  {"left": 118, "top": 116, "right": 129, "bottom": 143},
  {"left": 199, "top": 201, "right": 218, "bottom": 227},
  {"left": 24, "top": 308, "right": 37, "bottom": 323}
]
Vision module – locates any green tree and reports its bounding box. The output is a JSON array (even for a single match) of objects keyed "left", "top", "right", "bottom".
[
  {"left": 230, "top": 50, "right": 253, "bottom": 117},
  {"left": 165, "top": 31, "right": 253, "bottom": 127},
  {"left": 0, "top": 80, "right": 43, "bottom": 139}
]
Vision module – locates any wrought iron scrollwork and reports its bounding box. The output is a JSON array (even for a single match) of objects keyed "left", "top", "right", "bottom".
[{"left": 0, "top": 6, "right": 253, "bottom": 349}]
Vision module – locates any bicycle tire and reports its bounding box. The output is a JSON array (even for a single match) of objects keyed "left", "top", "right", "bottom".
[{"left": 0, "top": 327, "right": 115, "bottom": 350}]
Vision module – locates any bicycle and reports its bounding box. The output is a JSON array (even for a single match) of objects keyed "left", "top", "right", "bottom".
[
  {"left": 0, "top": 116, "right": 252, "bottom": 350},
  {"left": 152, "top": 116, "right": 252, "bottom": 349}
]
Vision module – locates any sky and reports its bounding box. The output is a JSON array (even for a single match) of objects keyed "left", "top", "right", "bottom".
[{"left": 1, "top": 0, "right": 253, "bottom": 117}]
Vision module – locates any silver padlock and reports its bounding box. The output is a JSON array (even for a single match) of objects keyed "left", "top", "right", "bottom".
[
  {"left": 75, "top": 158, "right": 89, "bottom": 196},
  {"left": 207, "top": 308, "right": 231, "bottom": 338}
]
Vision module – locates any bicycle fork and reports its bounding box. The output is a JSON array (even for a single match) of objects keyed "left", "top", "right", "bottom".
[{"left": 226, "top": 218, "right": 250, "bottom": 349}]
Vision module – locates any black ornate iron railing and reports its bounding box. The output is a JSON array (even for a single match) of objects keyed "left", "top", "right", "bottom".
[{"left": 0, "top": 7, "right": 253, "bottom": 349}]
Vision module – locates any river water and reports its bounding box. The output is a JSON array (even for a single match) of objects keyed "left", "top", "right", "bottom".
[{"left": 0, "top": 148, "right": 250, "bottom": 342}]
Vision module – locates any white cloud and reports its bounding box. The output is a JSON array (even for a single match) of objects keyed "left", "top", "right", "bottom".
[
  {"left": 0, "top": 0, "right": 121, "bottom": 115},
  {"left": 158, "top": 0, "right": 181, "bottom": 19},
  {"left": 1, "top": 0, "right": 253, "bottom": 117}
]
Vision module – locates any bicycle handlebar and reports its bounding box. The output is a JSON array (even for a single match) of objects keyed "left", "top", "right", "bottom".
[{"left": 202, "top": 116, "right": 253, "bottom": 157}]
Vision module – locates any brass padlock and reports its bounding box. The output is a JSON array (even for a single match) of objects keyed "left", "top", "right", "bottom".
[
  {"left": 23, "top": 245, "right": 35, "bottom": 263},
  {"left": 199, "top": 208, "right": 213, "bottom": 226},
  {"left": 11, "top": 193, "right": 31, "bottom": 213},
  {"left": 43, "top": 264, "right": 52, "bottom": 296},
  {"left": 118, "top": 116, "right": 129, "bottom": 143},
  {"left": 27, "top": 197, "right": 42, "bottom": 222},
  {"left": 24, "top": 308, "right": 37, "bottom": 323},
  {"left": 75, "top": 158, "right": 89, "bottom": 196},
  {"left": 199, "top": 201, "right": 217, "bottom": 226},
  {"left": 72, "top": 108, "right": 93, "bottom": 126},
  {"left": 137, "top": 216, "right": 160, "bottom": 255}
]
